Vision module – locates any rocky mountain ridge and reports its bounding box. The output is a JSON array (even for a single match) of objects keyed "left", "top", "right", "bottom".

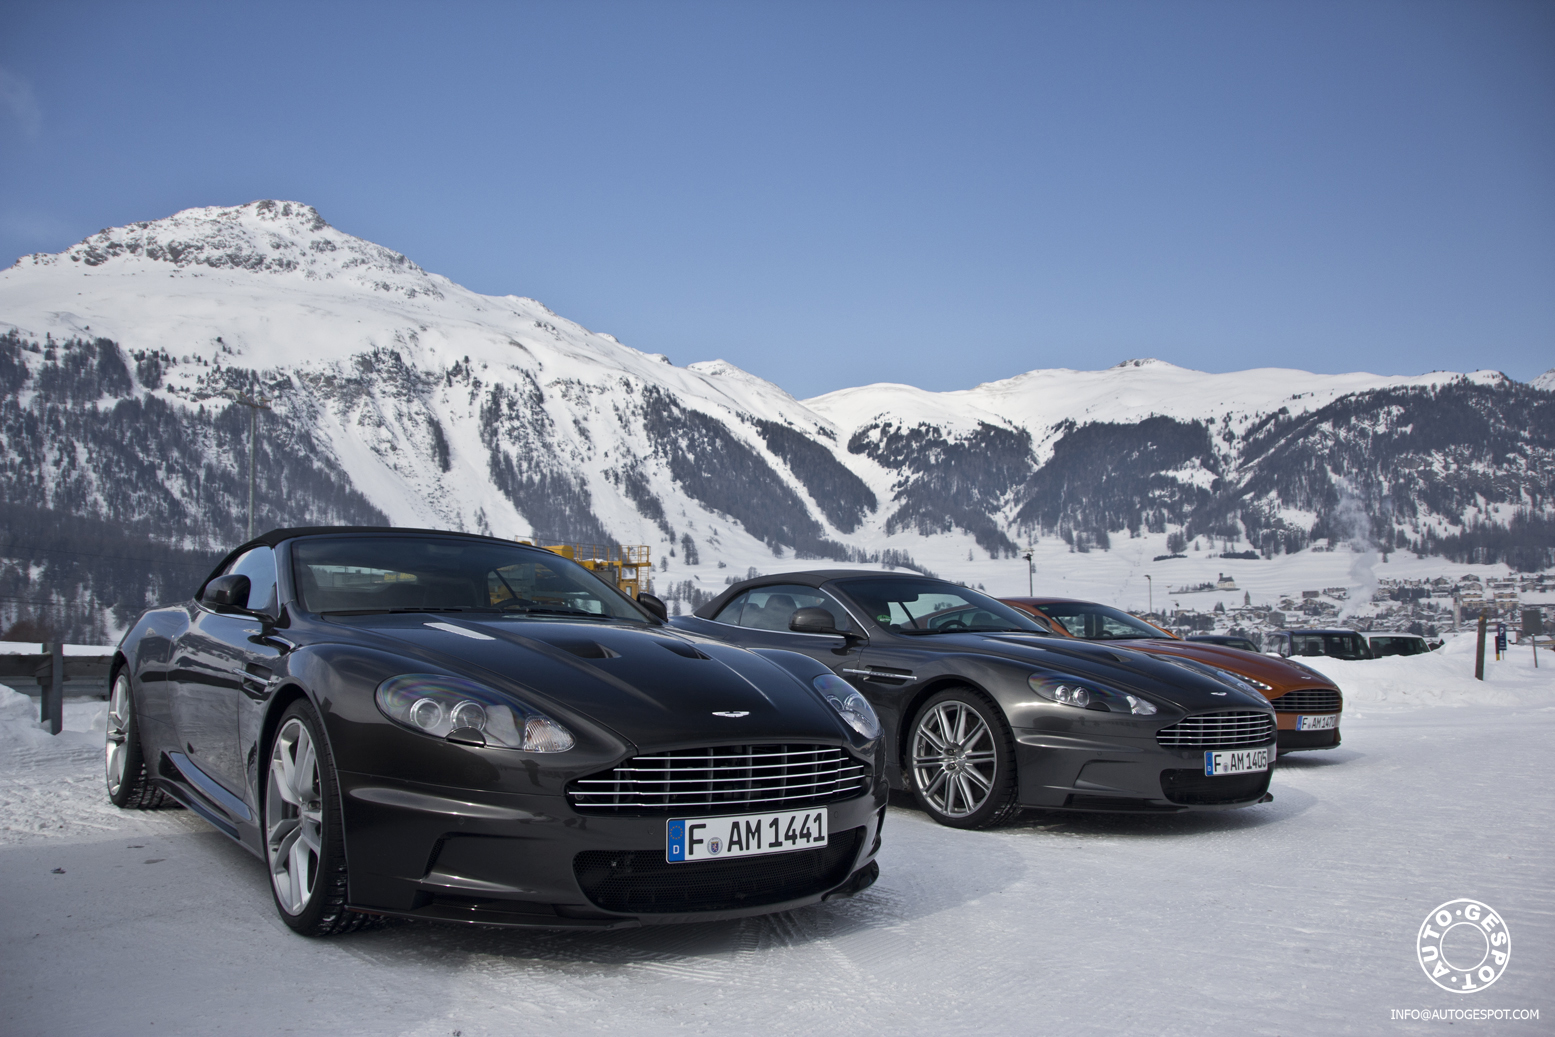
[{"left": 2, "top": 201, "right": 1550, "bottom": 639}]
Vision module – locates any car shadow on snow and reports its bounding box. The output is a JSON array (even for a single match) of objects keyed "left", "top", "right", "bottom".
[
  {"left": 1274, "top": 748, "right": 1362, "bottom": 769},
  {"left": 335, "top": 809, "right": 1026, "bottom": 972},
  {"left": 885, "top": 785, "right": 1319, "bottom": 841}
]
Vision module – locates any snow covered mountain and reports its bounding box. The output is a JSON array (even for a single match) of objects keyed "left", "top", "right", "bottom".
[{"left": 1, "top": 201, "right": 1551, "bottom": 637}]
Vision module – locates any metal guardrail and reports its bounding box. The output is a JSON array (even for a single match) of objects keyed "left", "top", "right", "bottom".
[{"left": 0, "top": 642, "right": 115, "bottom": 735}]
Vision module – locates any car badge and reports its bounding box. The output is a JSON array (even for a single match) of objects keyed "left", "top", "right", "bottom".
[{"left": 712, "top": 710, "right": 751, "bottom": 718}]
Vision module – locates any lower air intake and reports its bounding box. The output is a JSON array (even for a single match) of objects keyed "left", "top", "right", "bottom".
[
  {"left": 1160, "top": 768, "right": 1271, "bottom": 805},
  {"left": 574, "top": 828, "right": 864, "bottom": 914}
]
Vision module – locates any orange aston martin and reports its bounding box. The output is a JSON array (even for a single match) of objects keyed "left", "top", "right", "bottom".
[{"left": 1001, "top": 597, "right": 1342, "bottom": 752}]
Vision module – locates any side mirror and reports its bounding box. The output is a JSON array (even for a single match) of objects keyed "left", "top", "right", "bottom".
[
  {"left": 636, "top": 592, "right": 668, "bottom": 622},
  {"left": 201, "top": 574, "right": 251, "bottom": 611},
  {"left": 789, "top": 607, "right": 852, "bottom": 638}
]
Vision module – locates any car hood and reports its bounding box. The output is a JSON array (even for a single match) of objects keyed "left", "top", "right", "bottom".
[
  {"left": 929, "top": 632, "right": 1274, "bottom": 713},
  {"left": 322, "top": 614, "right": 850, "bottom": 749},
  {"left": 1109, "top": 640, "right": 1340, "bottom": 698}
]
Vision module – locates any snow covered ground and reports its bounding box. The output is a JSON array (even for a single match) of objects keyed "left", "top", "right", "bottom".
[{"left": 0, "top": 641, "right": 1550, "bottom": 1036}]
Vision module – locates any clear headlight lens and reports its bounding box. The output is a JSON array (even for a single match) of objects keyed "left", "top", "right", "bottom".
[
  {"left": 813, "top": 673, "right": 881, "bottom": 740},
  {"left": 375, "top": 674, "right": 574, "bottom": 752},
  {"left": 1029, "top": 676, "right": 1157, "bottom": 715}
]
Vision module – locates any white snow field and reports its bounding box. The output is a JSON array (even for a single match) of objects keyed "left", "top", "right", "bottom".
[{"left": 0, "top": 638, "right": 1550, "bottom": 1037}]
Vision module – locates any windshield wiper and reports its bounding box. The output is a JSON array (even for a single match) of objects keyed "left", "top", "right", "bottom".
[
  {"left": 321, "top": 606, "right": 495, "bottom": 616},
  {"left": 500, "top": 604, "right": 614, "bottom": 619}
]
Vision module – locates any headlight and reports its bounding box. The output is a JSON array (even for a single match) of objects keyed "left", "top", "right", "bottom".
[
  {"left": 375, "top": 674, "right": 575, "bottom": 752},
  {"left": 813, "top": 674, "right": 881, "bottom": 740},
  {"left": 1028, "top": 676, "right": 1157, "bottom": 715}
]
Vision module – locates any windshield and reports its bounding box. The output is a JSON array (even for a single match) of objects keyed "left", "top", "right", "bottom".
[
  {"left": 1030, "top": 601, "right": 1167, "bottom": 640},
  {"left": 836, "top": 578, "right": 1046, "bottom": 635},
  {"left": 291, "top": 536, "right": 651, "bottom": 622}
]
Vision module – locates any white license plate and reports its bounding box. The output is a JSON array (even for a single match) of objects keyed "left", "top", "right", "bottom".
[
  {"left": 1297, "top": 714, "right": 1338, "bottom": 731},
  {"left": 1204, "top": 747, "right": 1271, "bottom": 776},
  {"left": 666, "top": 808, "right": 828, "bottom": 863}
]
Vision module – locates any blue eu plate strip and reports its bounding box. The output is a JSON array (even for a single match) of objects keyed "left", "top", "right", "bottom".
[
  {"left": 666, "top": 819, "right": 687, "bottom": 861},
  {"left": 1204, "top": 751, "right": 1215, "bottom": 776}
]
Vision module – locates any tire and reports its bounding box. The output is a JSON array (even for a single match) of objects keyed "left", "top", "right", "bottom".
[
  {"left": 907, "top": 687, "right": 1020, "bottom": 829},
  {"left": 105, "top": 671, "right": 169, "bottom": 809},
  {"left": 264, "top": 699, "right": 372, "bottom": 936}
]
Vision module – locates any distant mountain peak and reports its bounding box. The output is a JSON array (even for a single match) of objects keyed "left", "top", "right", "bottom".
[
  {"left": 1111, "top": 358, "right": 1172, "bottom": 369},
  {"left": 1532, "top": 368, "right": 1555, "bottom": 392},
  {"left": 10, "top": 199, "right": 445, "bottom": 301}
]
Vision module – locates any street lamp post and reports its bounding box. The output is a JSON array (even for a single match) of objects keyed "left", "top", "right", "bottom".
[
  {"left": 1145, "top": 574, "right": 1152, "bottom": 615},
  {"left": 1023, "top": 551, "right": 1034, "bottom": 597},
  {"left": 224, "top": 389, "right": 272, "bottom": 540}
]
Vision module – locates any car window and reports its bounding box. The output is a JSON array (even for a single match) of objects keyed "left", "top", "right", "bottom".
[
  {"left": 837, "top": 578, "right": 1043, "bottom": 635},
  {"left": 1371, "top": 636, "right": 1426, "bottom": 657},
  {"left": 290, "top": 536, "right": 649, "bottom": 621},
  {"left": 225, "top": 547, "right": 278, "bottom": 614},
  {"left": 1031, "top": 602, "right": 1163, "bottom": 640},
  {"left": 1291, "top": 633, "right": 1370, "bottom": 660},
  {"left": 713, "top": 584, "right": 854, "bottom": 633}
]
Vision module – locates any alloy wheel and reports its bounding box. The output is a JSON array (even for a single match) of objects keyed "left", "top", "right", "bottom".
[
  {"left": 911, "top": 699, "right": 998, "bottom": 818},
  {"left": 105, "top": 674, "right": 131, "bottom": 796},
  {"left": 266, "top": 717, "right": 324, "bottom": 915}
]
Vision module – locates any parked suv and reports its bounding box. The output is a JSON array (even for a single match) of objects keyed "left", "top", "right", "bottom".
[{"left": 1264, "top": 629, "right": 1373, "bottom": 661}]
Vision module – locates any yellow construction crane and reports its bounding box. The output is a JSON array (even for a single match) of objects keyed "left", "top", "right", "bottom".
[{"left": 515, "top": 535, "right": 653, "bottom": 597}]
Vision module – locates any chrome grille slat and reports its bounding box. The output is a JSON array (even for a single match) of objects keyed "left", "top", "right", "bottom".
[
  {"left": 1270, "top": 688, "right": 1342, "bottom": 713},
  {"left": 1156, "top": 711, "right": 1275, "bottom": 749},
  {"left": 566, "top": 743, "right": 871, "bottom": 815}
]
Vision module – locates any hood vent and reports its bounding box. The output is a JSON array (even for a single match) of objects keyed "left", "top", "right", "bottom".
[
  {"left": 653, "top": 639, "right": 710, "bottom": 660},
  {"left": 554, "top": 640, "right": 621, "bottom": 660}
]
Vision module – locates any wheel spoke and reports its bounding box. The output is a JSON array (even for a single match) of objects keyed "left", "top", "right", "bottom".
[
  {"left": 293, "top": 730, "right": 317, "bottom": 801},
  {"left": 961, "top": 766, "right": 993, "bottom": 793},
  {"left": 271, "top": 819, "right": 300, "bottom": 859},
  {"left": 916, "top": 725, "right": 949, "bottom": 751},
  {"left": 954, "top": 773, "right": 980, "bottom": 810},
  {"left": 289, "top": 838, "right": 312, "bottom": 903}
]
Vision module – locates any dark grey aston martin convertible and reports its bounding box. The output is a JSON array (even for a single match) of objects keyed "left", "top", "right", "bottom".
[
  {"left": 671, "top": 571, "right": 1278, "bottom": 828},
  {"left": 106, "top": 529, "right": 886, "bottom": 935}
]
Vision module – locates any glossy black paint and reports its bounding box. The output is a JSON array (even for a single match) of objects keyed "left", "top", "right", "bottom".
[
  {"left": 114, "top": 529, "right": 885, "bottom": 927},
  {"left": 671, "top": 571, "right": 1278, "bottom": 813}
]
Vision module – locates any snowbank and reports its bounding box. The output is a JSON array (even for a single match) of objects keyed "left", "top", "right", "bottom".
[{"left": 1296, "top": 632, "right": 1554, "bottom": 711}]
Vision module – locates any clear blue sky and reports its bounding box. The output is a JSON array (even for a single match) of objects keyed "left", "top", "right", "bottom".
[{"left": 1, "top": 1, "right": 1550, "bottom": 397}]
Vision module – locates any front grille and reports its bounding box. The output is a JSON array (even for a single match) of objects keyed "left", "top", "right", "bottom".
[
  {"left": 567, "top": 744, "right": 870, "bottom": 814},
  {"left": 1270, "top": 688, "right": 1342, "bottom": 713},
  {"left": 1160, "top": 768, "right": 1271, "bottom": 805},
  {"left": 1155, "top": 711, "right": 1274, "bottom": 750},
  {"left": 574, "top": 827, "right": 865, "bottom": 913}
]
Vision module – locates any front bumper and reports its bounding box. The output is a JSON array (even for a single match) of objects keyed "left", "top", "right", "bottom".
[
  {"left": 336, "top": 770, "right": 888, "bottom": 928},
  {"left": 1274, "top": 712, "right": 1342, "bottom": 751},
  {"left": 1011, "top": 729, "right": 1276, "bottom": 813}
]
